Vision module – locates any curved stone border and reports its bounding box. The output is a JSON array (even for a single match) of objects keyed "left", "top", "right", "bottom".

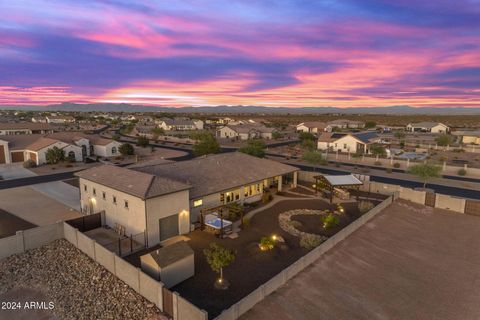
[{"left": 278, "top": 209, "right": 329, "bottom": 241}]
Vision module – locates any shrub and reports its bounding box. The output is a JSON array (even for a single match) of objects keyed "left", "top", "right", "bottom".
[
  {"left": 259, "top": 237, "right": 275, "bottom": 251},
  {"left": 358, "top": 201, "right": 375, "bottom": 213},
  {"left": 322, "top": 213, "right": 340, "bottom": 229},
  {"left": 241, "top": 217, "right": 250, "bottom": 228},
  {"left": 393, "top": 162, "right": 401, "bottom": 168},
  {"left": 23, "top": 159, "right": 36, "bottom": 168},
  {"left": 299, "top": 234, "right": 323, "bottom": 250},
  {"left": 458, "top": 168, "right": 467, "bottom": 176},
  {"left": 374, "top": 161, "right": 382, "bottom": 166},
  {"left": 386, "top": 168, "right": 392, "bottom": 173}
]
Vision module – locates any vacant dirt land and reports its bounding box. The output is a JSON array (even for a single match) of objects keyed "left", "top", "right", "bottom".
[
  {"left": 241, "top": 200, "right": 480, "bottom": 320},
  {"left": 0, "top": 239, "right": 165, "bottom": 320},
  {"left": 0, "top": 186, "right": 81, "bottom": 226}
]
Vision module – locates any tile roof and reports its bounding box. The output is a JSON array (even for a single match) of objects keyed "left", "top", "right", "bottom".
[
  {"left": 133, "top": 152, "right": 298, "bottom": 198},
  {"left": 0, "top": 122, "right": 56, "bottom": 130},
  {"left": 25, "top": 137, "right": 59, "bottom": 151},
  {"left": 75, "top": 165, "right": 191, "bottom": 199}
]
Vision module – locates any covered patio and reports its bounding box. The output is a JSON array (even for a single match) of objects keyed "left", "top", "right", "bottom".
[{"left": 313, "top": 174, "right": 363, "bottom": 203}]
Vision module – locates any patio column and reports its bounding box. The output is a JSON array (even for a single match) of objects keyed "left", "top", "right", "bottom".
[
  {"left": 293, "top": 171, "right": 298, "bottom": 187},
  {"left": 277, "top": 175, "right": 283, "bottom": 192}
]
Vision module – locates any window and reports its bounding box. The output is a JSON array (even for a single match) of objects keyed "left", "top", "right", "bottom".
[
  {"left": 343, "top": 143, "right": 347, "bottom": 149},
  {"left": 111, "top": 146, "right": 117, "bottom": 154},
  {"left": 93, "top": 188, "right": 96, "bottom": 195},
  {"left": 193, "top": 199, "right": 203, "bottom": 207},
  {"left": 102, "top": 192, "right": 106, "bottom": 200},
  {"left": 124, "top": 200, "right": 129, "bottom": 209},
  {"left": 113, "top": 196, "right": 117, "bottom": 204},
  {"left": 84, "top": 185, "right": 87, "bottom": 192}
]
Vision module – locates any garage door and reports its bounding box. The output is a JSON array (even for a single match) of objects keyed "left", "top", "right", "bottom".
[
  {"left": 0, "top": 146, "right": 5, "bottom": 164},
  {"left": 11, "top": 151, "right": 24, "bottom": 162},
  {"left": 159, "top": 214, "right": 179, "bottom": 242}
]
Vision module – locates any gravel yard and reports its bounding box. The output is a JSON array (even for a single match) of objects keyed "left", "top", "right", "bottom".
[{"left": 0, "top": 239, "right": 166, "bottom": 320}]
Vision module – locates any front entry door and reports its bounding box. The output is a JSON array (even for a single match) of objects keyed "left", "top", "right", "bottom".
[{"left": 159, "top": 214, "right": 179, "bottom": 242}]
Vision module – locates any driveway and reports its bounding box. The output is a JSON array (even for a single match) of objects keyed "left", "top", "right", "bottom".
[
  {"left": 241, "top": 200, "right": 480, "bottom": 320},
  {"left": 0, "top": 186, "right": 81, "bottom": 226},
  {"left": 0, "top": 163, "right": 37, "bottom": 180}
]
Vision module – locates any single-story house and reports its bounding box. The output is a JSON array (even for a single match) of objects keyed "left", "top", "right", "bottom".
[
  {"left": 317, "top": 131, "right": 381, "bottom": 154},
  {"left": 0, "top": 132, "right": 120, "bottom": 165},
  {"left": 406, "top": 122, "right": 450, "bottom": 133},
  {"left": 452, "top": 130, "right": 480, "bottom": 145},
  {"left": 325, "top": 119, "right": 365, "bottom": 132},
  {"left": 75, "top": 152, "right": 299, "bottom": 246},
  {"left": 296, "top": 121, "right": 326, "bottom": 133},
  {"left": 0, "top": 122, "right": 56, "bottom": 135},
  {"left": 156, "top": 118, "right": 203, "bottom": 131},
  {"left": 217, "top": 124, "right": 275, "bottom": 140}
]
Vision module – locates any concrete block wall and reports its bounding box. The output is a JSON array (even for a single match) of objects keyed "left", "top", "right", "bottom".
[
  {"left": 435, "top": 194, "right": 466, "bottom": 213},
  {"left": 0, "top": 222, "right": 63, "bottom": 260},
  {"left": 61, "top": 222, "right": 203, "bottom": 319},
  {"left": 216, "top": 196, "right": 393, "bottom": 320},
  {"left": 399, "top": 187, "right": 426, "bottom": 205}
]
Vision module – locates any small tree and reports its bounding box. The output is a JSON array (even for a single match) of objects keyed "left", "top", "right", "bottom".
[
  {"left": 407, "top": 163, "right": 442, "bottom": 188},
  {"left": 193, "top": 132, "right": 220, "bottom": 156},
  {"left": 272, "top": 131, "right": 283, "bottom": 140},
  {"left": 394, "top": 131, "right": 406, "bottom": 139},
  {"left": 119, "top": 143, "right": 135, "bottom": 155},
  {"left": 370, "top": 145, "right": 387, "bottom": 157},
  {"left": 239, "top": 139, "right": 266, "bottom": 158},
  {"left": 435, "top": 134, "right": 453, "bottom": 147},
  {"left": 298, "top": 132, "right": 316, "bottom": 142},
  {"left": 365, "top": 121, "right": 376, "bottom": 129},
  {"left": 45, "top": 146, "right": 65, "bottom": 164},
  {"left": 137, "top": 135, "right": 149, "bottom": 147},
  {"left": 203, "top": 243, "right": 236, "bottom": 289},
  {"left": 302, "top": 150, "right": 327, "bottom": 171}
]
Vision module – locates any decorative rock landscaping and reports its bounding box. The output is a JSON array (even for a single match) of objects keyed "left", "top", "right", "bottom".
[
  {"left": 0, "top": 239, "right": 166, "bottom": 320},
  {"left": 278, "top": 209, "right": 329, "bottom": 244}
]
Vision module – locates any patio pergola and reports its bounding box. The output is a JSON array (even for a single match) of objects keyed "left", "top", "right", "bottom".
[{"left": 313, "top": 174, "right": 363, "bottom": 203}]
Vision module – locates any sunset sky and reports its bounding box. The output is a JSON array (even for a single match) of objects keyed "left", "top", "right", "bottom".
[{"left": 1, "top": 0, "right": 480, "bottom": 108}]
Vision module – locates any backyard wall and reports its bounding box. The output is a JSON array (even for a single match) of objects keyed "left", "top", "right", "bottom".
[
  {"left": 62, "top": 222, "right": 207, "bottom": 320},
  {"left": 215, "top": 196, "right": 393, "bottom": 320},
  {"left": 0, "top": 221, "right": 64, "bottom": 260},
  {"left": 435, "top": 194, "right": 466, "bottom": 213}
]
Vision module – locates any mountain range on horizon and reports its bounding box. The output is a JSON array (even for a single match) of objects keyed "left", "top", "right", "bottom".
[{"left": 1, "top": 103, "right": 480, "bottom": 115}]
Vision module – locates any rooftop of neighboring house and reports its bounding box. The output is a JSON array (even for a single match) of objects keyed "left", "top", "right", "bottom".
[
  {"left": 46, "top": 115, "right": 75, "bottom": 120},
  {"left": 132, "top": 152, "right": 298, "bottom": 199},
  {"left": 0, "top": 122, "right": 57, "bottom": 131},
  {"left": 297, "top": 121, "right": 327, "bottom": 128},
  {"left": 452, "top": 130, "right": 480, "bottom": 137},
  {"left": 407, "top": 121, "right": 448, "bottom": 128},
  {"left": 223, "top": 124, "right": 275, "bottom": 134},
  {"left": 160, "top": 118, "right": 196, "bottom": 126},
  {"left": 75, "top": 165, "right": 192, "bottom": 199},
  {"left": 46, "top": 132, "right": 115, "bottom": 146},
  {"left": 318, "top": 131, "right": 379, "bottom": 144}
]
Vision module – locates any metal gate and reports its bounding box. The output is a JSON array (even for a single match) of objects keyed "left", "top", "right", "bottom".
[
  {"left": 465, "top": 200, "right": 480, "bottom": 216},
  {"left": 425, "top": 192, "right": 436, "bottom": 207},
  {"left": 66, "top": 212, "right": 102, "bottom": 232},
  {"left": 163, "top": 287, "right": 174, "bottom": 317}
]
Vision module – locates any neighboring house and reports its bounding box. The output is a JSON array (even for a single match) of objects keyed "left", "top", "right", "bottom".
[
  {"left": 216, "top": 124, "right": 275, "bottom": 140},
  {"left": 0, "top": 122, "right": 56, "bottom": 135},
  {"left": 75, "top": 152, "right": 298, "bottom": 246},
  {"left": 452, "top": 131, "right": 480, "bottom": 145},
  {"left": 31, "top": 117, "right": 48, "bottom": 123},
  {"left": 136, "top": 115, "right": 155, "bottom": 125},
  {"left": 133, "top": 125, "right": 156, "bottom": 136},
  {"left": 325, "top": 119, "right": 365, "bottom": 132},
  {"left": 46, "top": 115, "right": 75, "bottom": 124},
  {"left": 317, "top": 132, "right": 381, "bottom": 154},
  {"left": 406, "top": 122, "right": 450, "bottom": 133},
  {"left": 155, "top": 118, "right": 203, "bottom": 131},
  {"left": 296, "top": 121, "right": 326, "bottom": 133},
  {"left": 0, "top": 132, "right": 120, "bottom": 165}
]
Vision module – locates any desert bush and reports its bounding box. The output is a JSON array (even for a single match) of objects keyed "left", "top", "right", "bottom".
[
  {"left": 374, "top": 161, "right": 382, "bottom": 166},
  {"left": 259, "top": 237, "right": 275, "bottom": 251},
  {"left": 322, "top": 213, "right": 340, "bottom": 229},
  {"left": 458, "top": 168, "right": 467, "bottom": 176},
  {"left": 23, "top": 159, "right": 36, "bottom": 168},
  {"left": 299, "top": 234, "right": 323, "bottom": 250},
  {"left": 393, "top": 162, "right": 401, "bottom": 168},
  {"left": 386, "top": 168, "right": 392, "bottom": 173},
  {"left": 358, "top": 201, "right": 375, "bottom": 213}
]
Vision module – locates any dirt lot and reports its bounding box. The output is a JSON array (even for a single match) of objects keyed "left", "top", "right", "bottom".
[{"left": 241, "top": 199, "right": 480, "bottom": 320}]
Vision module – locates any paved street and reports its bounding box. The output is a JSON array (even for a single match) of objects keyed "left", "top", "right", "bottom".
[{"left": 241, "top": 200, "right": 480, "bottom": 320}]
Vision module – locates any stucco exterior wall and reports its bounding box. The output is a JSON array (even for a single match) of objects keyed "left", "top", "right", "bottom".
[
  {"left": 145, "top": 190, "right": 190, "bottom": 246},
  {"left": 94, "top": 141, "right": 122, "bottom": 157},
  {"left": 79, "top": 178, "right": 147, "bottom": 237}
]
